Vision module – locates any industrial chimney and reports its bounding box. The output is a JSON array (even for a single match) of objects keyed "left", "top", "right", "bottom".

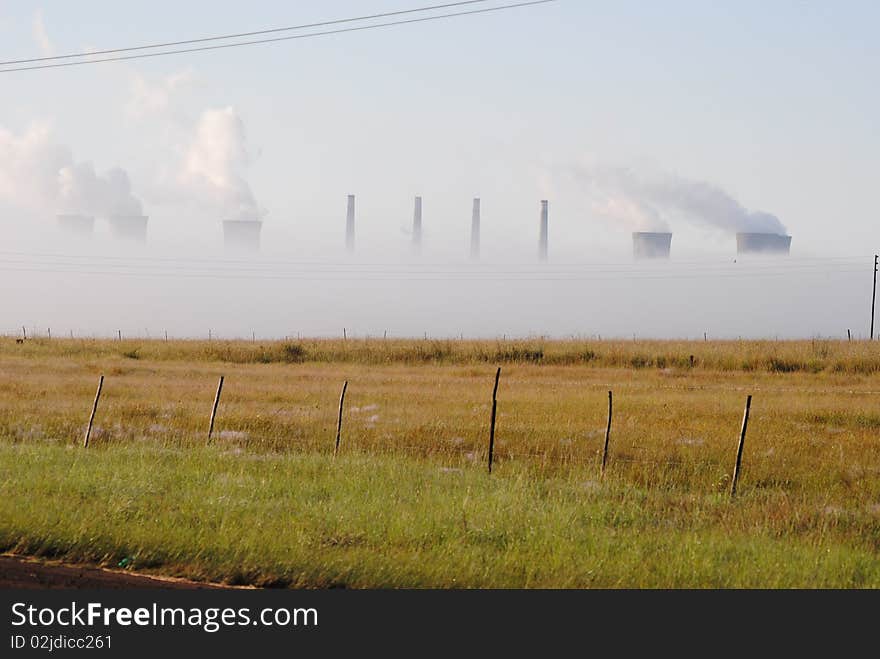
[
  {"left": 223, "top": 220, "right": 262, "bottom": 252},
  {"left": 539, "top": 200, "right": 549, "bottom": 261},
  {"left": 412, "top": 196, "right": 422, "bottom": 248},
  {"left": 470, "top": 198, "right": 481, "bottom": 259},
  {"left": 736, "top": 232, "right": 791, "bottom": 256},
  {"left": 109, "top": 215, "right": 148, "bottom": 243},
  {"left": 346, "top": 194, "right": 355, "bottom": 252},
  {"left": 57, "top": 214, "right": 94, "bottom": 238},
  {"left": 632, "top": 232, "right": 672, "bottom": 259}
]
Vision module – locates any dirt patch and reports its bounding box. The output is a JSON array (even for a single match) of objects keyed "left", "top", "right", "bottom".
[{"left": 0, "top": 554, "right": 239, "bottom": 589}]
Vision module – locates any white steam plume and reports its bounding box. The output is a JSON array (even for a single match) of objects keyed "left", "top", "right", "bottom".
[
  {"left": 158, "top": 107, "right": 264, "bottom": 222},
  {"left": 574, "top": 164, "right": 786, "bottom": 235},
  {"left": 0, "top": 122, "right": 143, "bottom": 217},
  {"left": 581, "top": 166, "right": 671, "bottom": 232}
]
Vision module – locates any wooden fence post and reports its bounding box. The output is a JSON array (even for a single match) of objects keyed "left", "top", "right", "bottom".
[
  {"left": 334, "top": 381, "right": 348, "bottom": 456},
  {"left": 207, "top": 376, "right": 224, "bottom": 444},
  {"left": 731, "top": 395, "right": 752, "bottom": 497},
  {"left": 488, "top": 367, "right": 501, "bottom": 474},
  {"left": 600, "top": 390, "right": 613, "bottom": 478},
  {"left": 83, "top": 375, "right": 104, "bottom": 448}
]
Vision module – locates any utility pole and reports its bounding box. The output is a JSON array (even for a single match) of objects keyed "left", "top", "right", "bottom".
[{"left": 872, "top": 254, "right": 878, "bottom": 340}]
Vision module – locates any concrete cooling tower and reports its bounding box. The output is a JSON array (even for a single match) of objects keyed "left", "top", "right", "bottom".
[
  {"left": 109, "top": 215, "right": 148, "bottom": 242},
  {"left": 736, "top": 232, "right": 791, "bottom": 255},
  {"left": 223, "top": 220, "right": 262, "bottom": 251},
  {"left": 632, "top": 232, "right": 672, "bottom": 259},
  {"left": 57, "top": 214, "right": 95, "bottom": 237}
]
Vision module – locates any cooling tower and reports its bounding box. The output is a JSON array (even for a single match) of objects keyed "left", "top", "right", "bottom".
[
  {"left": 109, "top": 215, "right": 148, "bottom": 242},
  {"left": 346, "top": 194, "right": 355, "bottom": 252},
  {"left": 539, "top": 200, "right": 548, "bottom": 261},
  {"left": 632, "top": 232, "right": 672, "bottom": 259},
  {"left": 412, "top": 196, "right": 422, "bottom": 247},
  {"left": 223, "top": 220, "right": 262, "bottom": 251},
  {"left": 470, "top": 198, "right": 481, "bottom": 259},
  {"left": 57, "top": 214, "right": 94, "bottom": 237},
  {"left": 736, "top": 232, "right": 791, "bottom": 255}
]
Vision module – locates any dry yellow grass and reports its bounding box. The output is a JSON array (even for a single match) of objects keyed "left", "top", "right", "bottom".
[{"left": 0, "top": 337, "right": 878, "bottom": 586}]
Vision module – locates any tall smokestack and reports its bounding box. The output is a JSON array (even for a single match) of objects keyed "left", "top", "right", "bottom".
[
  {"left": 632, "top": 232, "right": 672, "bottom": 259},
  {"left": 346, "top": 194, "right": 355, "bottom": 252},
  {"left": 109, "top": 215, "right": 148, "bottom": 243},
  {"left": 223, "top": 220, "right": 262, "bottom": 252},
  {"left": 412, "top": 196, "right": 422, "bottom": 248},
  {"left": 539, "top": 200, "right": 549, "bottom": 261},
  {"left": 57, "top": 214, "right": 94, "bottom": 238},
  {"left": 470, "top": 198, "right": 481, "bottom": 259},
  {"left": 736, "top": 232, "right": 791, "bottom": 256}
]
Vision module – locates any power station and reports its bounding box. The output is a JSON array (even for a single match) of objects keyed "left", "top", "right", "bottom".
[
  {"left": 57, "top": 214, "right": 95, "bottom": 237},
  {"left": 470, "top": 198, "right": 481, "bottom": 259},
  {"left": 412, "top": 196, "right": 422, "bottom": 248},
  {"left": 346, "top": 194, "right": 356, "bottom": 252},
  {"left": 736, "top": 232, "right": 792, "bottom": 255},
  {"left": 632, "top": 232, "right": 672, "bottom": 259},
  {"left": 109, "top": 215, "right": 148, "bottom": 242},
  {"left": 52, "top": 196, "right": 794, "bottom": 261},
  {"left": 223, "top": 220, "right": 262, "bottom": 251},
  {"left": 539, "top": 200, "right": 548, "bottom": 261}
]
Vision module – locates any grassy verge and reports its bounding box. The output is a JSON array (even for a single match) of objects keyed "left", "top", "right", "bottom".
[{"left": 1, "top": 443, "right": 878, "bottom": 588}]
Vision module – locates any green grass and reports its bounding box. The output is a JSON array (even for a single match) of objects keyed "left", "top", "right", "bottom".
[{"left": 2, "top": 443, "right": 878, "bottom": 588}]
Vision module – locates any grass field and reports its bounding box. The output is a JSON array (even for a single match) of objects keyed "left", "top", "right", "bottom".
[{"left": 1, "top": 337, "right": 878, "bottom": 587}]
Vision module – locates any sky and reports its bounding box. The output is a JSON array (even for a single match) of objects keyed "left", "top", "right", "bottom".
[{"left": 0, "top": 0, "right": 877, "bottom": 339}]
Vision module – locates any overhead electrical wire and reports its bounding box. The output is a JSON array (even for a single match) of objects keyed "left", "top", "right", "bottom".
[
  {"left": 0, "top": 0, "right": 558, "bottom": 73},
  {"left": 0, "top": 250, "right": 869, "bottom": 269},
  {"left": 0, "top": 257, "right": 866, "bottom": 282},
  {"left": 0, "top": 262, "right": 867, "bottom": 277},
  {"left": 0, "top": 1, "right": 491, "bottom": 66}
]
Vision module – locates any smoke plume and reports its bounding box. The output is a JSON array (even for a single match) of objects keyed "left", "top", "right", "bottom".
[
  {"left": 577, "top": 165, "right": 786, "bottom": 235},
  {"left": 0, "top": 123, "right": 143, "bottom": 217},
  {"left": 174, "top": 107, "right": 264, "bottom": 222}
]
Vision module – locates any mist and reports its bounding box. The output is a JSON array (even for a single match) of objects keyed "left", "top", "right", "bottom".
[
  {"left": 0, "top": 202, "right": 870, "bottom": 341},
  {"left": 0, "top": 88, "right": 868, "bottom": 343}
]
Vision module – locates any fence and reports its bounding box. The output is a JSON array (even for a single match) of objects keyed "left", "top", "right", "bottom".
[{"left": 71, "top": 368, "right": 762, "bottom": 497}]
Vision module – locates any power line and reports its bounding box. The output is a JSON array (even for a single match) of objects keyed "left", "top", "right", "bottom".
[
  {"left": 0, "top": 254, "right": 868, "bottom": 273},
  {"left": 0, "top": 260, "right": 867, "bottom": 276},
  {"left": 0, "top": 250, "right": 869, "bottom": 268},
  {"left": 0, "top": 0, "right": 490, "bottom": 66},
  {"left": 0, "top": 0, "right": 558, "bottom": 74},
  {"left": 0, "top": 264, "right": 865, "bottom": 282}
]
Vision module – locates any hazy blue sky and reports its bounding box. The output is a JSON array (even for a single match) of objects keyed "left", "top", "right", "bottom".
[{"left": 0, "top": 1, "right": 877, "bottom": 338}]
